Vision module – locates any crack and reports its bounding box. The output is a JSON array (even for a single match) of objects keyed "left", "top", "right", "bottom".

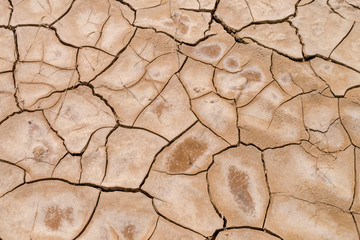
[
  {"left": 176, "top": 67, "right": 234, "bottom": 145},
  {"left": 0, "top": 169, "right": 25, "bottom": 198},
  {"left": 261, "top": 151, "right": 271, "bottom": 229},
  {"left": 213, "top": 41, "right": 237, "bottom": 69},
  {"left": 272, "top": 192, "right": 353, "bottom": 214},
  {"left": 308, "top": 61, "right": 339, "bottom": 96},
  {"left": 0, "top": 108, "right": 37, "bottom": 125},
  {"left": 87, "top": 83, "right": 120, "bottom": 121},
  {"left": 204, "top": 145, "right": 243, "bottom": 229},
  {"left": 287, "top": 18, "right": 306, "bottom": 59},
  {"left": 11, "top": 27, "right": 21, "bottom": 110},
  {"left": 138, "top": 120, "right": 198, "bottom": 188},
  {"left": 178, "top": 8, "right": 212, "bottom": 13},
  {"left": 210, "top": 67, "right": 218, "bottom": 94},
  {"left": 49, "top": 0, "right": 77, "bottom": 27},
  {"left": 94, "top": 0, "right": 112, "bottom": 48},
  {"left": 244, "top": 0, "right": 254, "bottom": 21},
  {"left": 74, "top": 47, "right": 81, "bottom": 85},
  {"left": 108, "top": 224, "right": 121, "bottom": 240},
  {"left": 236, "top": 14, "right": 300, "bottom": 33},
  {"left": 100, "top": 124, "right": 119, "bottom": 184},
  {"left": 73, "top": 191, "right": 101, "bottom": 239},
  {"left": 263, "top": 85, "right": 294, "bottom": 131},
  {"left": 130, "top": 2, "right": 166, "bottom": 11},
  {"left": 0, "top": 69, "right": 13, "bottom": 74},
  {"left": 133, "top": 21, "right": 216, "bottom": 47},
  {"left": 240, "top": 139, "right": 303, "bottom": 152},
  {"left": 343, "top": 85, "right": 360, "bottom": 97},
  {"left": 12, "top": 24, "right": 81, "bottom": 49},
  {"left": 7, "top": 0, "right": 13, "bottom": 26},
  {"left": 146, "top": 216, "right": 159, "bottom": 240},
  {"left": 150, "top": 168, "right": 208, "bottom": 176},
  {"left": 0, "top": 182, "right": 25, "bottom": 199},
  {"left": 79, "top": 155, "right": 83, "bottom": 184},
  {"left": 206, "top": 167, "right": 226, "bottom": 226},
  {"left": 234, "top": 101, "right": 241, "bottom": 144},
  {"left": 239, "top": 86, "right": 312, "bottom": 138},
  {"left": 87, "top": 28, "right": 137, "bottom": 84},
  {"left": 151, "top": 199, "right": 207, "bottom": 238},
  {"left": 132, "top": 56, "right": 189, "bottom": 127},
  {"left": 236, "top": 78, "right": 276, "bottom": 108},
  {"left": 118, "top": 123, "right": 169, "bottom": 142},
  {"left": 345, "top": 0, "right": 360, "bottom": 9},
  {"left": 210, "top": 226, "right": 283, "bottom": 240},
  {"left": 299, "top": 0, "right": 315, "bottom": 6},
  {"left": 337, "top": 98, "right": 356, "bottom": 147},
  {"left": 327, "top": 0, "right": 346, "bottom": 18},
  {"left": 17, "top": 177, "right": 156, "bottom": 203},
  {"left": 27, "top": 83, "right": 80, "bottom": 111},
  {"left": 229, "top": 0, "right": 302, "bottom": 36},
  {"left": 41, "top": 110, "right": 69, "bottom": 152},
  {"left": 97, "top": 51, "right": 172, "bottom": 91},
  {"left": 0, "top": 158, "right": 27, "bottom": 172},
  {"left": 50, "top": 152, "right": 69, "bottom": 177},
  {"left": 308, "top": 117, "right": 340, "bottom": 134},
  {"left": 201, "top": 0, "right": 220, "bottom": 36},
  {"left": 329, "top": 21, "right": 355, "bottom": 58},
  {"left": 350, "top": 147, "right": 357, "bottom": 210},
  {"left": 30, "top": 201, "right": 40, "bottom": 234},
  {"left": 190, "top": 105, "right": 231, "bottom": 145},
  {"left": 212, "top": 15, "right": 246, "bottom": 44},
  {"left": 115, "top": 0, "right": 136, "bottom": 12},
  {"left": 18, "top": 59, "right": 76, "bottom": 70},
  {"left": 195, "top": 0, "right": 201, "bottom": 9},
  {"left": 236, "top": 36, "right": 360, "bottom": 76},
  {"left": 300, "top": 95, "right": 309, "bottom": 141},
  {"left": 241, "top": 36, "right": 304, "bottom": 61},
  {"left": 179, "top": 53, "right": 243, "bottom": 73},
  {"left": 117, "top": 2, "right": 135, "bottom": 25},
  {"left": 80, "top": 45, "right": 116, "bottom": 57},
  {"left": 299, "top": 140, "right": 349, "bottom": 166},
  {"left": 270, "top": 51, "right": 304, "bottom": 95},
  {"left": 351, "top": 212, "right": 360, "bottom": 239}
]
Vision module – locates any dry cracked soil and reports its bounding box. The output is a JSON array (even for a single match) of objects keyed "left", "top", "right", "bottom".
[{"left": 0, "top": 0, "right": 360, "bottom": 239}]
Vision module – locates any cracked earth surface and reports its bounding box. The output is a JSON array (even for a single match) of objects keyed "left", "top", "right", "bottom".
[{"left": 1, "top": 0, "right": 360, "bottom": 239}]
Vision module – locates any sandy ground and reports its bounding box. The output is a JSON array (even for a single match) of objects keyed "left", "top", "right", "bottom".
[{"left": 0, "top": 0, "right": 360, "bottom": 239}]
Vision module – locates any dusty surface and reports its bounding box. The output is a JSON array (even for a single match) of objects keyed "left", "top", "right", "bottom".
[{"left": 0, "top": 0, "right": 360, "bottom": 239}]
